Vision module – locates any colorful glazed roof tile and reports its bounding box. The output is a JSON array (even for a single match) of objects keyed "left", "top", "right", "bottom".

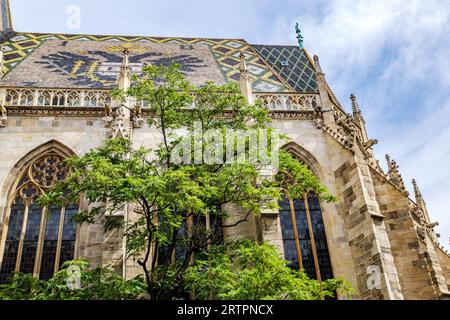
[
  {"left": 0, "top": 32, "right": 319, "bottom": 93},
  {"left": 252, "top": 45, "right": 318, "bottom": 93},
  {"left": 0, "top": 40, "right": 228, "bottom": 88}
]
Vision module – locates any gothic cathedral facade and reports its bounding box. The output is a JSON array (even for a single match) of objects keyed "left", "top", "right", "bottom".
[{"left": 0, "top": 1, "right": 449, "bottom": 299}]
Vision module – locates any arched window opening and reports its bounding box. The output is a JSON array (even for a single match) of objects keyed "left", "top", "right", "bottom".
[
  {"left": 52, "top": 92, "right": 66, "bottom": 106},
  {"left": 0, "top": 153, "right": 78, "bottom": 283},
  {"left": 157, "top": 213, "right": 223, "bottom": 265},
  {"left": 279, "top": 192, "right": 333, "bottom": 281}
]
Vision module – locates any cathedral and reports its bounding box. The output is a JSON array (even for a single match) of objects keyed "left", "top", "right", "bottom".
[{"left": 0, "top": 0, "right": 449, "bottom": 300}]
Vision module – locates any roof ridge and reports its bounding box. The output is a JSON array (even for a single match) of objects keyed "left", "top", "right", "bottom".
[
  {"left": 251, "top": 43, "right": 299, "bottom": 48},
  {"left": 14, "top": 31, "right": 248, "bottom": 43}
]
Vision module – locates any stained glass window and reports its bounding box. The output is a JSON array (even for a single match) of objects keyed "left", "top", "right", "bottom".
[
  {"left": 0, "top": 153, "right": 78, "bottom": 284},
  {"left": 59, "top": 204, "right": 77, "bottom": 269},
  {"left": 39, "top": 205, "right": 61, "bottom": 281},
  {"left": 0, "top": 200, "right": 25, "bottom": 283},
  {"left": 19, "top": 204, "right": 42, "bottom": 274},
  {"left": 278, "top": 192, "right": 334, "bottom": 281},
  {"left": 157, "top": 213, "right": 223, "bottom": 265}
]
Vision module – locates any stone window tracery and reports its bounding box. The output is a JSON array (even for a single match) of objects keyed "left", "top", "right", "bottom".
[
  {"left": 52, "top": 91, "right": 66, "bottom": 106},
  {"left": 277, "top": 151, "right": 334, "bottom": 281},
  {"left": 279, "top": 192, "right": 334, "bottom": 281},
  {"left": 38, "top": 91, "right": 52, "bottom": 106},
  {"left": 84, "top": 92, "right": 97, "bottom": 107},
  {"left": 67, "top": 92, "right": 81, "bottom": 107},
  {"left": 5, "top": 89, "right": 19, "bottom": 105},
  {"left": 0, "top": 153, "right": 78, "bottom": 283},
  {"left": 19, "top": 90, "right": 34, "bottom": 106}
]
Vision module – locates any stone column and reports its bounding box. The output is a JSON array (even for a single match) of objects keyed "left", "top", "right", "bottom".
[
  {"left": 258, "top": 165, "right": 285, "bottom": 255},
  {"left": 101, "top": 48, "right": 135, "bottom": 277},
  {"left": 334, "top": 149, "right": 404, "bottom": 300}
]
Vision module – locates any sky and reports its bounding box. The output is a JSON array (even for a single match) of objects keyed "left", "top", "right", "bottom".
[{"left": 9, "top": 0, "right": 450, "bottom": 251}]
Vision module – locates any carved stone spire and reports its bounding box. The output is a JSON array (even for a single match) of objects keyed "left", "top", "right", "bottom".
[
  {"left": 412, "top": 179, "right": 431, "bottom": 223},
  {"left": 118, "top": 48, "right": 131, "bottom": 90},
  {"left": 313, "top": 55, "right": 324, "bottom": 76},
  {"left": 239, "top": 52, "right": 249, "bottom": 79},
  {"left": 385, "top": 154, "right": 409, "bottom": 196},
  {"left": 412, "top": 179, "right": 424, "bottom": 205},
  {"left": 106, "top": 48, "right": 133, "bottom": 139},
  {"left": 350, "top": 94, "right": 362, "bottom": 118},
  {"left": 239, "top": 52, "right": 254, "bottom": 105},
  {"left": 349, "top": 94, "right": 374, "bottom": 148},
  {"left": 312, "top": 54, "right": 337, "bottom": 129},
  {"left": 0, "top": 0, "right": 13, "bottom": 41}
]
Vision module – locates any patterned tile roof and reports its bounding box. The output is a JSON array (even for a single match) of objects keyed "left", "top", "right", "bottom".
[
  {"left": 252, "top": 45, "right": 318, "bottom": 93},
  {"left": 0, "top": 32, "right": 321, "bottom": 94},
  {"left": 0, "top": 40, "right": 229, "bottom": 89},
  {"left": 0, "top": 32, "right": 291, "bottom": 92}
]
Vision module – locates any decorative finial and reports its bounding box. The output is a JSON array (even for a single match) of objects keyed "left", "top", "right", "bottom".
[
  {"left": 412, "top": 179, "right": 426, "bottom": 207},
  {"left": 118, "top": 47, "right": 131, "bottom": 90},
  {"left": 412, "top": 179, "right": 421, "bottom": 198},
  {"left": 239, "top": 52, "right": 247, "bottom": 72},
  {"left": 295, "top": 22, "right": 304, "bottom": 49},
  {"left": 238, "top": 52, "right": 254, "bottom": 104},
  {"left": 350, "top": 94, "right": 361, "bottom": 117},
  {"left": 385, "top": 154, "right": 409, "bottom": 195},
  {"left": 122, "top": 48, "right": 130, "bottom": 67},
  {"left": 239, "top": 52, "right": 250, "bottom": 81},
  {"left": 313, "top": 55, "right": 324, "bottom": 75}
]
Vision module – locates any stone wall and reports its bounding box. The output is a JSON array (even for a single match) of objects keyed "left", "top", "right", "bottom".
[
  {"left": 0, "top": 112, "right": 448, "bottom": 299},
  {"left": 371, "top": 169, "right": 437, "bottom": 299},
  {"left": 332, "top": 146, "right": 403, "bottom": 300},
  {"left": 423, "top": 235, "right": 450, "bottom": 298},
  {"left": 0, "top": 114, "right": 113, "bottom": 269},
  {"left": 270, "top": 120, "right": 362, "bottom": 298},
  {"left": 436, "top": 247, "right": 450, "bottom": 290}
]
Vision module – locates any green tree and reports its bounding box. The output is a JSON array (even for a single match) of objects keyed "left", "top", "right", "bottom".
[
  {"left": 39, "top": 64, "right": 347, "bottom": 300},
  {"left": 186, "top": 240, "right": 352, "bottom": 300},
  {"left": 0, "top": 260, "right": 145, "bottom": 300}
]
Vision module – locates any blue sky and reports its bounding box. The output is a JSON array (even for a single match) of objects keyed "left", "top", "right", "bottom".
[{"left": 10, "top": 0, "right": 450, "bottom": 251}]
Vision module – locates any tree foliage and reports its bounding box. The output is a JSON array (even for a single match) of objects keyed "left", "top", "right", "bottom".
[
  {"left": 186, "top": 240, "right": 353, "bottom": 300},
  {"left": 34, "top": 64, "right": 348, "bottom": 300},
  {"left": 0, "top": 261, "right": 145, "bottom": 300}
]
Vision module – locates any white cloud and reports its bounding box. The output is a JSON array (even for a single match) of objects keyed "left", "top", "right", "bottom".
[{"left": 267, "top": 0, "right": 450, "bottom": 250}]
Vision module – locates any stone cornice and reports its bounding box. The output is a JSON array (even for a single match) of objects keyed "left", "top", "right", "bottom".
[
  {"left": 268, "top": 110, "right": 316, "bottom": 120},
  {"left": 321, "top": 122, "right": 354, "bottom": 153},
  {"left": 5, "top": 106, "right": 321, "bottom": 121},
  {"left": 6, "top": 106, "right": 104, "bottom": 117}
]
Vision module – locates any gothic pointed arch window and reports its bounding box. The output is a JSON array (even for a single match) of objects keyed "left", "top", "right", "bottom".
[
  {"left": 278, "top": 152, "right": 334, "bottom": 281},
  {"left": 0, "top": 152, "right": 78, "bottom": 283}
]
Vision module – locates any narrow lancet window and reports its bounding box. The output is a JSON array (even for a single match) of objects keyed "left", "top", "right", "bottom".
[{"left": 279, "top": 192, "right": 333, "bottom": 281}]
